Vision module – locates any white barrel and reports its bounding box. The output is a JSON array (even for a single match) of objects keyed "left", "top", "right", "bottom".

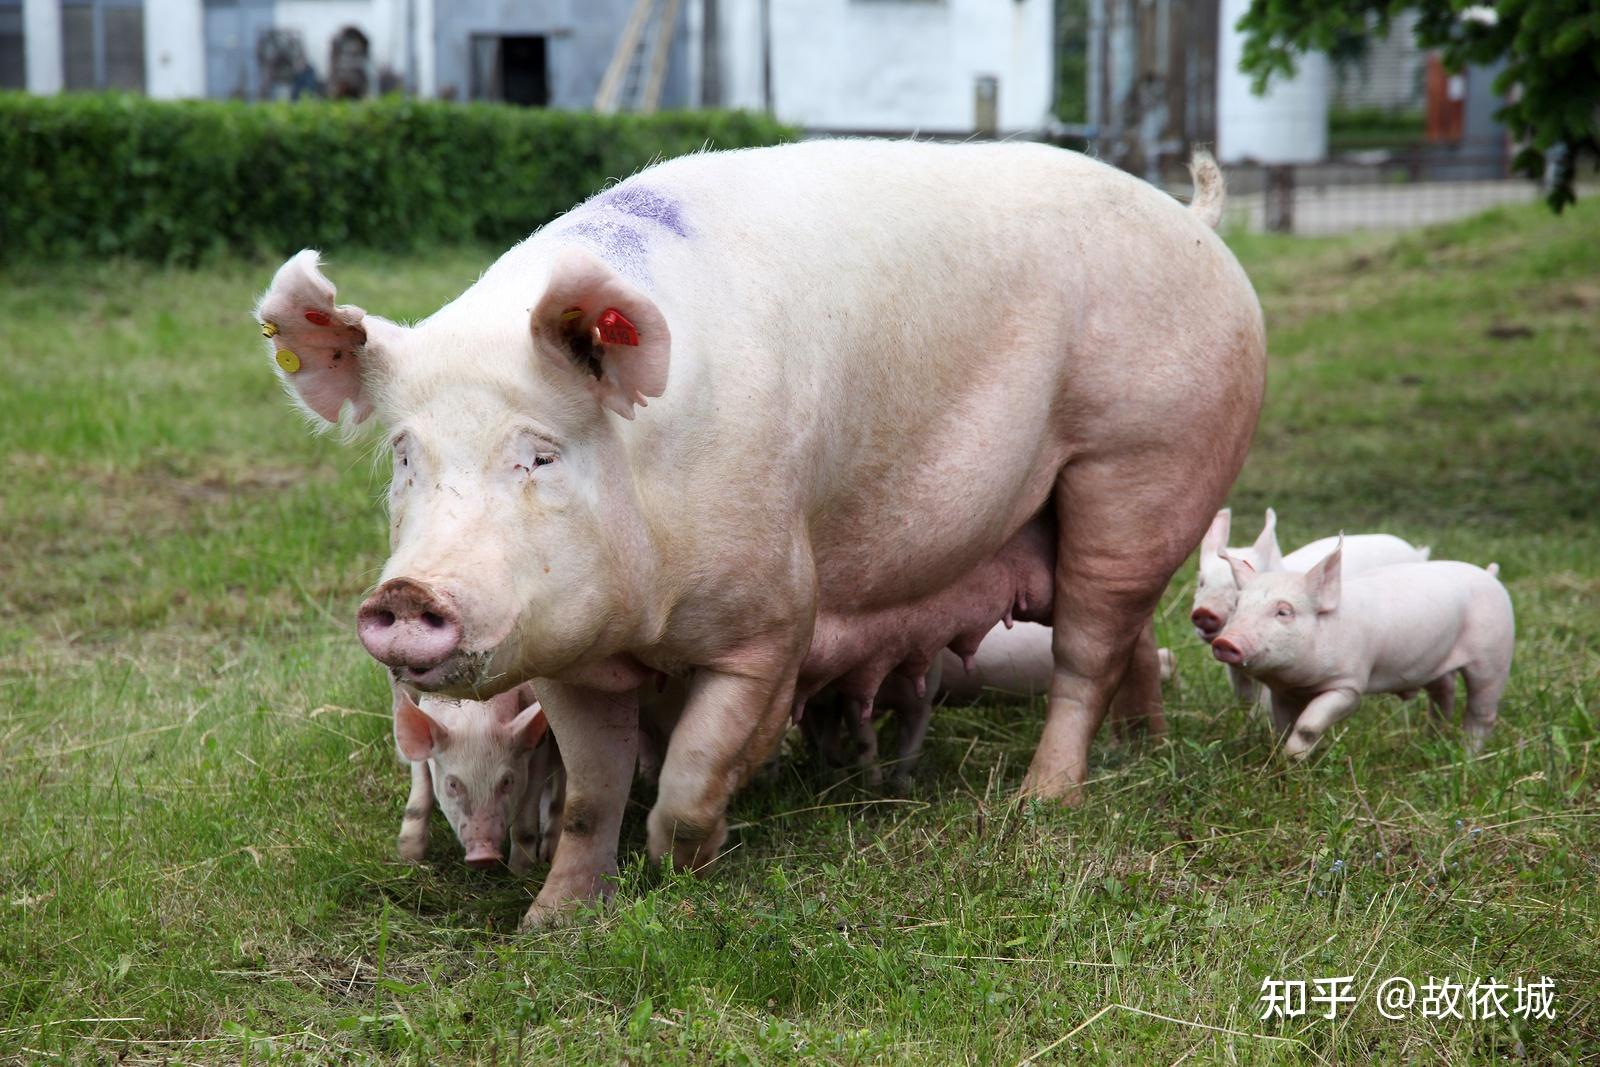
[{"left": 1216, "top": 0, "right": 1330, "bottom": 164}]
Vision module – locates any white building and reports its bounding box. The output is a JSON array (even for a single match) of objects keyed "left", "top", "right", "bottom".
[{"left": 0, "top": 0, "right": 1056, "bottom": 136}]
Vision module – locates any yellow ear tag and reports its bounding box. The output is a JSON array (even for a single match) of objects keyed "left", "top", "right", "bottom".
[
  {"left": 275, "top": 348, "right": 301, "bottom": 374},
  {"left": 261, "top": 320, "right": 279, "bottom": 338},
  {"left": 560, "top": 307, "right": 584, "bottom": 323}
]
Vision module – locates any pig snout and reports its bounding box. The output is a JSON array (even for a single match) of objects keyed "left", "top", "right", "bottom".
[
  {"left": 357, "top": 578, "right": 463, "bottom": 678},
  {"left": 1211, "top": 635, "right": 1247, "bottom": 665},
  {"left": 1190, "top": 607, "right": 1223, "bottom": 640},
  {"left": 463, "top": 842, "right": 503, "bottom": 869}
]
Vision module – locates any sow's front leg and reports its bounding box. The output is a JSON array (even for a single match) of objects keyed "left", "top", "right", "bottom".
[
  {"left": 649, "top": 651, "right": 805, "bottom": 871},
  {"left": 521, "top": 681, "right": 638, "bottom": 930}
]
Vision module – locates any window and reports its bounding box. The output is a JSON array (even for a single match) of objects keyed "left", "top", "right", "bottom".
[
  {"left": 0, "top": 1, "right": 23, "bottom": 90},
  {"left": 62, "top": 0, "right": 146, "bottom": 92},
  {"left": 470, "top": 34, "right": 549, "bottom": 107}
]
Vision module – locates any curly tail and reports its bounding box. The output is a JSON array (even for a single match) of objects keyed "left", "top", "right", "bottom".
[{"left": 1188, "top": 150, "right": 1225, "bottom": 230}]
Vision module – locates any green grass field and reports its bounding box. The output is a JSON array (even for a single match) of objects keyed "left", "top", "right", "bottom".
[{"left": 2, "top": 199, "right": 1597, "bottom": 1064}]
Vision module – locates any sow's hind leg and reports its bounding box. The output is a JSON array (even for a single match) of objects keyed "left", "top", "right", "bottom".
[{"left": 1023, "top": 455, "right": 1237, "bottom": 803}]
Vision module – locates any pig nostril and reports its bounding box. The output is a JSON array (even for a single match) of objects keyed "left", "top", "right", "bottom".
[
  {"left": 421, "top": 611, "right": 446, "bottom": 630},
  {"left": 375, "top": 610, "right": 397, "bottom": 628}
]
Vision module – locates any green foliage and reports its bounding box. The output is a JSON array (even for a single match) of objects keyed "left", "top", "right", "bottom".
[
  {"left": 1235, "top": 0, "right": 1600, "bottom": 211},
  {"left": 1055, "top": 0, "right": 1090, "bottom": 124},
  {"left": 0, "top": 93, "right": 794, "bottom": 263},
  {"left": 1328, "top": 105, "right": 1426, "bottom": 149}
]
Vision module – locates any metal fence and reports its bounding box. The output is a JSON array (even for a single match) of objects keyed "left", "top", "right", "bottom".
[{"left": 1197, "top": 139, "right": 1541, "bottom": 235}]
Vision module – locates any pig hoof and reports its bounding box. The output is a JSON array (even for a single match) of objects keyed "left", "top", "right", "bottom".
[
  {"left": 1283, "top": 731, "right": 1321, "bottom": 760},
  {"left": 396, "top": 837, "right": 427, "bottom": 863},
  {"left": 1018, "top": 772, "right": 1085, "bottom": 807},
  {"left": 519, "top": 900, "right": 574, "bottom": 932}
]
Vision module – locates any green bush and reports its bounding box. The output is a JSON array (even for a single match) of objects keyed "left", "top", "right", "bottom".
[{"left": 0, "top": 94, "right": 795, "bottom": 263}]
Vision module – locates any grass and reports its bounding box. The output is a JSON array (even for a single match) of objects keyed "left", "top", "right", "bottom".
[{"left": 2, "top": 199, "right": 1598, "bottom": 1064}]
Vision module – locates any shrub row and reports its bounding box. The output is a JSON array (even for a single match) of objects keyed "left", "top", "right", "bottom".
[{"left": 0, "top": 93, "right": 794, "bottom": 262}]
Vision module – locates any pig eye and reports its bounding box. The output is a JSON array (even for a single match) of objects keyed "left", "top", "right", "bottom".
[
  {"left": 498, "top": 772, "right": 514, "bottom": 794},
  {"left": 1275, "top": 602, "right": 1295, "bottom": 620},
  {"left": 445, "top": 775, "right": 464, "bottom": 798},
  {"left": 514, "top": 453, "right": 558, "bottom": 476}
]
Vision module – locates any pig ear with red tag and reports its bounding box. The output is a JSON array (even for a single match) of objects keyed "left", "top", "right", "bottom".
[
  {"left": 531, "top": 247, "right": 671, "bottom": 419},
  {"left": 393, "top": 689, "right": 449, "bottom": 762},
  {"left": 257, "top": 249, "right": 382, "bottom": 425},
  {"left": 1304, "top": 534, "right": 1344, "bottom": 615},
  {"left": 503, "top": 700, "right": 549, "bottom": 752}
]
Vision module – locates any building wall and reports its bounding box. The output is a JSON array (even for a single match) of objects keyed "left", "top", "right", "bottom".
[
  {"left": 145, "top": 0, "right": 201, "bottom": 97},
  {"left": 719, "top": 0, "right": 1054, "bottom": 134},
  {"left": 1332, "top": 11, "right": 1424, "bottom": 113},
  {"left": 431, "top": 0, "right": 690, "bottom": 108}
]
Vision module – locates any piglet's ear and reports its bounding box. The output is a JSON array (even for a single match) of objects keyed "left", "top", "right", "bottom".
[
  {"left": 1220, "top": 549, "right": 1256, "bottom": 590},
  {"left": 393, "top": 689, "right": 448, "bottom": 762},
  {"left": 256, "top": 250, "right": 373, "bottom": 424},
  {"left": 1253, "top": 508, "right": 1285, "bottom": 572},
  {"left": 1200, "top": 509, "right": 1232, "bottom": 559},
  {"left": 503, "top": 700, "right": 549, "bottom": 752},
  {"left": 1304, "top": 534, "right": 1343, "bottom": 614},
  {"left": 531, "top": 248, "right": 671, "bottom": 420}
]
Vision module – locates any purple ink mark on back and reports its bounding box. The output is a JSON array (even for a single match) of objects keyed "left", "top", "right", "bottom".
[
  {"left": 592, "top": 185, "right": 689, "bottom": 237},
  {"left": 564, "top": 219, "right": 648, "bottom": 275}
]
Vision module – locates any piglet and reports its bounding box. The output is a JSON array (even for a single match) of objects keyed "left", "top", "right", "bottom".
[
  {"left": 392, "top": 683, "right": 558, "bottom": 872},
  {"left": 1191, "top": 508, "right": 1430, "bottom": 701},
  {"left": 1211, "top": 539, "right": 1514, "bottom": 758}
]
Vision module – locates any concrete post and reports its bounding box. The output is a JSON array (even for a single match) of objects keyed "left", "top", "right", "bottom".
[{"left": 22, "top": 0, "right": 63, "bottom": 94}]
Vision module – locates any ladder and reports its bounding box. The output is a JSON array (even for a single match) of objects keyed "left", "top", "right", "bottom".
[{"left": 595, "top": 0, "right": 683, "bottom": 114}]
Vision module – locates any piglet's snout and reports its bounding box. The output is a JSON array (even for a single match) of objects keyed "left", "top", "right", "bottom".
[
  {"left": 1211, "top": 636, "right": 1246, "bottom": 665},
  {"left": 1190, "top": 607, "right": 1223, "bottom": 640},
  {"left": 463, "top": 842, "right": 503, "bottom": 870},
  {"left": 357, "top": 578, "right": 463, "bottom": 672}
]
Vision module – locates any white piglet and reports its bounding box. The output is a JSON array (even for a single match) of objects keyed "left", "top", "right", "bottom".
[
  {"left": 392, "top": 683, "right": 557, "bottom": 871},
  {"left": 1210, "top": 538, "right": 1514, "bottom": 758},
  {"left": 1191, "top": 508, "right": 1430, "bottom": 701}
]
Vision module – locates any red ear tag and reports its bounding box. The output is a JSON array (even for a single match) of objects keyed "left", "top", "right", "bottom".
[
  {"left": 594, "top": 308, "right": 639, "bottom": 346},
  {"left": 304, "top": 309, "right": 332, "bottom": 327}
]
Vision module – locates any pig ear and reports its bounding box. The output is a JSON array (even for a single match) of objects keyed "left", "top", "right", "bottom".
[
  {"left": 393, "top": 689, "right": 448, "bottom": 761},
  {"left": 1220, "top": 548, "right": 1256, "bottom": 589},
  {"left": 256, "top": 250, "right": 376, "bottom": 424},
  {"left": 503, "top": 700, "right": 549, "bottom": 752},
  {"left": 530, "top": 248, "right": 671, "bottom": 420},
  {"left": 1304, "top": 534, "right": 1344, "bottom": 614},
  {"left": 1253, "top": 508, "right": 1285, "bottom": 572},
  {"left": 1200, "top": 509, "right": 1232, "bottom": 559}
]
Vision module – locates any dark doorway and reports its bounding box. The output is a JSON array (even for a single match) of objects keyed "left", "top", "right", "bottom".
[{"left": 470, "top": 34, "right": 548, "bottom": 106}]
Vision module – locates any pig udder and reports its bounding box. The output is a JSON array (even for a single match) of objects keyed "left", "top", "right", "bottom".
[{"left": 797, "top": 512, "right": 1056, "bottom": 719}]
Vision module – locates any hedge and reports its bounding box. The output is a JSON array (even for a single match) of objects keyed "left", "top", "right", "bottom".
[{"left": 0, "top": 93, "right": 795, "bottom": 263}]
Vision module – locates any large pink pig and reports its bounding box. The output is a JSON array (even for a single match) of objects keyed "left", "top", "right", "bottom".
[{"left": 256, "top": 140, "right": 1265, "bottom": 926}]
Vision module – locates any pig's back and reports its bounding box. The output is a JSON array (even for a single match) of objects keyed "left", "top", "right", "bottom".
[
  {"left": 597, "top": 140, "right": 1261, "bottom": 608},
  {"left": 1344, "top": 562, "right": 1513, "bottom": 689},
  {"left": 1283, "top": 534, "right": 1429, "bottom": 575}
]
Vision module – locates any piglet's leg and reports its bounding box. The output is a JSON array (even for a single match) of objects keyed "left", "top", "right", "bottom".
[
  {"left": 1460, "top": 666, "right": 1507, "bottom": 754},
  {"left": 1229, "top": 665, "right": 1259, "bottom": 705},
  {"left": 521, "top": 682, "right": 638, "bottom": 930},
  {"left": 1268, "top": 689, "right": 1303, "bottom": 742},
  {"left": 1282, "top": 688, "right": 1361, "bottom": 760},
  {"left": 1423, "top": 676, "right": 1457, "bottom": 731},
  {"left": 396, "top": 760, "right": 432, "bottom": 863},
  {"left": 649, "top": 660, "right": 800, "bottom": 872},
  {"left": 508, "top": 747, "right": 546, "bottom": 876}
]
